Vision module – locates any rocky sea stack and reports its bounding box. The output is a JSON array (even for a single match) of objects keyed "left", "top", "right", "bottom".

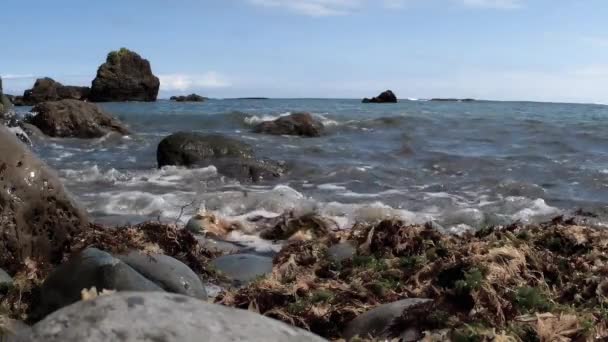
[
  {"left": 28, "top": 99, "right": 130, "bottom": 138},
  {"left": 19, "top": 78, "right": 90, "bottom": 106},
  {"left": 89, "top": 48, "right": 160, "bottom": 102},
  {"left": 170, "top": 94, "right": 206, "bottom": 102},
  {"left": 362, "top": 90, "right": 398, "bottom": 103}
]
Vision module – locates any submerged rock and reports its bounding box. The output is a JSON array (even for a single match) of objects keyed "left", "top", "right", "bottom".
[
  {"left": 89, "top": 48, "right": 160, "bottom": 102},
  {"left": 21, "top": 78, "right": 90, "bottom": 105},
  {"left": 343, "top": 298, "right": 433, "bottom": 340},
  {"left": 170, "top": 93, "right": 206, "bottom": 102},
  {"left": 253, "top": 112, "right": 324, "bottom": 137},
  {"left": 362, "top": 90, "right": 398, "bottom": 103},
  {"left": 28, "top": 99, "right": 130, "bottom": 138},
  {"left": 20, "top": 292, "right": 327, "bottom": 342},
  {"left": 117, "top": 251, "right": 207, "bottom": 299},
  {"left": 34, "top": 248, "right": 162, "bottom": 320},
  {"left": 210, "top": 254, "right": 273, "bottom": 286},
  {"left": 157, "top": 132, "right": 285, "bottom": 182},
  {"left": 0, "top": 126, "right": 89, "bottom": 270}
]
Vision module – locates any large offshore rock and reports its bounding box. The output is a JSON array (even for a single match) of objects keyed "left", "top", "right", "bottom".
[
  {"left": 0, "top": 126, "right": 89, "bottom": 271},
  {"left": 89, "top": 48, "right": 160, "bottom": 102},
  {"left": 362, "top": 90, "right": 398, "bottom": 103},
  {"left": 20, "top": 292, "right": 328, "bottom": 342},
  {"left": 21, "top": 77, "right": 90, "bottom": 105}
]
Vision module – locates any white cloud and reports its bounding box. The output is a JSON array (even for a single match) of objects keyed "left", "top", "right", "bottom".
[
  {"left": 247, "top": 0, "right": 523, "bottom": 16},
  {"left": 0, "top": 74, "right": 35, "bottom": 80},
  {"left": 158, "top": 72, "right": 231, "bottom": 92}
]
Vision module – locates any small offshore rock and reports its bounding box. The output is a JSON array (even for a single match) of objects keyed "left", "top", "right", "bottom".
[
  {"left": 28, "top": 99, "right": 130, "bottom": 138},
  {"left": 20, "top": 292, "right": 327, "bottom": 342},
  {"left": 117, "top": 251, "right": 207, "bottom": 299},
  {"left": 34, "top": 248, "right": 162, "bottom": 320},
  {"left": 343, "top": 298, "right": 433, "bottom": 341},
  {"left": 362, "top": 90, "right": 398, "bottom": 103},
  {"left": 210, "top": 253, "right": 273, "bottom": 286},
  {"left": 253, "top": 112, "right": 324, "bottom": 137},
  {"left": 170, "top": 93, "right": 206, "bottom": 102},
  {"left": 328, "top": 242, "right": 356, "bottom": 263}
]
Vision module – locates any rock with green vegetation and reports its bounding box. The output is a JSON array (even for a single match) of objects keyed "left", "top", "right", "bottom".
[
  {"left": 28, "top": 99, "right": 130, "bottom": 138},
  {"left": 89, "top": 48, "right": 160, "bottom": 102},
  {"left": 170, "top": 93, "right": 206, "bottom": 102},
  {"left": 20, "top": 292, "right": 328, "bottom": 342},
  {"left": 117, "top": 251, "right": 207, "bottom": 299},
  {"left": 210, "top": 254, "right": 273, "bottom": 286}
]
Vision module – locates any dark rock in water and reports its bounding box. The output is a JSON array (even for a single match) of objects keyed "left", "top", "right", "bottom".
[
  {"left": 170, "top": 93, "right": 206, "bottom": 102},
  {"left": 21, "top": 292, "right": 328, "bottom": 342},
  {"left": 8, "top": 95, "right": 26, "bottom": 106},
  {"left": 253, "top": 112, "right": 324, "bottom": 137},
  {"left": 343, "top": 298, "right": 433, "bottom": 341},
  {"left": 0, "top": 126, "right": 89, "bottom": 271},
  {"left": 157, "top": 132, "right": 285, "bottom": 182},
  {"left": 210, "top": 254, "right": 273, "bottom": 286},
  {"left": 117, "top": 251, "right": 207, "bottom": 299},
  {"left": 34, "top": 248, "right": 163, "bottom": 320},
  {"left": 362, "top": 90, "right": 398, "bottom": 103},
  {"left": 0, "top": 268, "right": 13, "bottom": 288},
  {"left": 328, "top": 242, "right": 356, "bottom": 263},
  {"left": 28, "top": 99, "right": 130, "bottom": 138},
  {"left": 89, "top": 48, "right": 160, "bottom": 102},
  {"left": 21, "top": 78, "right": 90, "bottom": 105}
]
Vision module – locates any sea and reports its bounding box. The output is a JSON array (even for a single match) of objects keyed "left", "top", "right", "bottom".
[{"left": 15, "top": 99, "right": 608, "bottom": 235}]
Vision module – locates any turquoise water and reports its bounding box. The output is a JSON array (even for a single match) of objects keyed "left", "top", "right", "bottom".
[{"left": 21, "top": 99, "right": 608, "bottom": 231}]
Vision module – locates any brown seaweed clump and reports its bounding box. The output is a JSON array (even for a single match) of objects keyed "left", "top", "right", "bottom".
[{"left": 218, "top": 217, "right": 608, "bottom": 341}]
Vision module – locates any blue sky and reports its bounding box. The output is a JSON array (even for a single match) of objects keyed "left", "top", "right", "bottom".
[{"left": 2, "top": 0, "right": 608, "bottom": 102}]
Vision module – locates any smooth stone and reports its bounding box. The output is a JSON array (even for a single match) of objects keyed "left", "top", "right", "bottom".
[
  {"left": 343, "top": 298, "right": 433, "bottom": 341},
  {"left": 34, "top": 248, "right": 163, "bottom": 320},
  {"left": 328, "top": 242, "right": 356, "bottom": 263},
  {"left": 185, "top": 215, "right": 206, "bottom": 234},
  {"left": 117, "top": 251, "right": 207, "bottom": 299},
  {"left": 210, "top": 254, "right": 273, "bottom": 285},
  {"left": 1, "top": 318, "right": 30, "bottom": 341},
  {"left": 20, "top": 292, "right": 327, "bottom": 342},
  {"left": 0, "top": 268, "right": 13, "bottom": 288},
  {"left": 195, "top": 236, "right": 243, "bottom": 254}
]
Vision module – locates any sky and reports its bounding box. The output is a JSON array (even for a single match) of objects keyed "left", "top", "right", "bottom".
[{"left": 2, "top": 0, "right": 608, "bottom": 103}]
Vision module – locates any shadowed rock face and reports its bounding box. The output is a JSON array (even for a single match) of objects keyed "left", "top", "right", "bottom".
[
  {"left": 20, "top": 292, "right": 328, "bottom": 342},
  {"left": 362, "top": 90, "right": 398, "bottom": 103},
  {"left": 28, "top": 99, "right": 130, "bottom": 138},
  {"left": 253, "top": 112, "right": 325, "bottom": 137},
  {"left": 0, "top": 126, "right": 89, "bottom": 271},
  {"left": 21, "top": 78, "right": 90, "bottom": 105},
  {"left": 89, "top": 48, "right": 160, "bottom": 102},
  {"left": 170, "top": 94, "right": 206, "bottom": 102},
  {"left": 157, "top": 132, "right": 285, "bottom": 182}
]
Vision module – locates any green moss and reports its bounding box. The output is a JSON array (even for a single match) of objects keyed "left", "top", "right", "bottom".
[
  {"left": 451, "top": 324, "right": 487, "bottom": 342},
  {"left": 310, "top": 290, "right": 334, "bottom": 304},
  {"left": 515, "top": 287, "right": 553, "bottom": 313},
  {"left": 352, "top": 256, "right": 388, "bottom": 272},
  {"left": 454, "top": 268, "right": 484, "bottom": 293},
  {"left": 399, "top": 255, "right": 426, "bottom": 270},
  {"left": 107, "top": 47, "right": 133, "bottom": 63}
]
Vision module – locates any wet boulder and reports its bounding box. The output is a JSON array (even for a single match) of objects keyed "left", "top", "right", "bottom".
[
  {"left": 34, "top": 248, "right": 162, "bottom": 320},
  {"left": 210, "top": 253, "right": 273, "bottom": 286},
  {"left": 253, "top": 112, "right": 324, "bottom": 137},
  {"left": 362, "top": 90, "right": 398, "bottom": 103},
  {"left": 21, "top": 78, "right": 90, "bottom": 105},
  {"left": 89, "top": 48, "right": 160, "bottom": 102},
  {"left": 28, "top": 99, "right": 130, "bottom": 138},
  {"left": 117, "top": 251, "right": 207, "bottom": 299},
  {"left": 343, "top": 298, "right": 433, "bottom": 341},
  {"left": 157, "top": 132, "right": 285, "bottom": 182},
  {"left": 170, "top": 93, "right": 206, "bottom": 102},
  {"left": 20, "top": 292, "right": 328, "bottom": 342},
  {"left": 0, "top": 268, "right": 13, "bottom": 289},
  {"left": 0, "top": 126, "right": 89, "bottom": 271}
]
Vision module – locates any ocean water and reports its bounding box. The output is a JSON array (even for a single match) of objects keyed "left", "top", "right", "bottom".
[{"left": 19, "top": 99, "right": 608, "bottom": 233}]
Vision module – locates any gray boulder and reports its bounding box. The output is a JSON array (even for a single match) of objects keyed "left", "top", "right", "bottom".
[
  {"left": 328, "top": 242, "right": 356, "bottom": 263},
  {"left": 117, "top": 251, "right": 206, "bottom": 299},
  {"left": 89, "top": 48, "right": 160, "bottom": 102},
  {"left": 210, "top": 253, "right": 273, "bottom": 286},
  {"left": 253, "top": 112, "right": 324, "bottom": 137},
  {"left": 28, "top": 99, "right": 130, "bottom": 138},
  {"left": 343, "top": 298, "right": 433, "bottom": 341},
  {"left": 0, "top": 126, "right": 89, "bottom": 270},
  {"left": 0, "top": 268, "right": 13, "bottom": 288},
  {"left": 157, "top": 132, "right": 285, "bottom": 182},
  {"left": 19, "top": 292, "right": 327, "bottom": 342},
  {"left": 34, "top": 248, "right": 163, "bottom": 320}
]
